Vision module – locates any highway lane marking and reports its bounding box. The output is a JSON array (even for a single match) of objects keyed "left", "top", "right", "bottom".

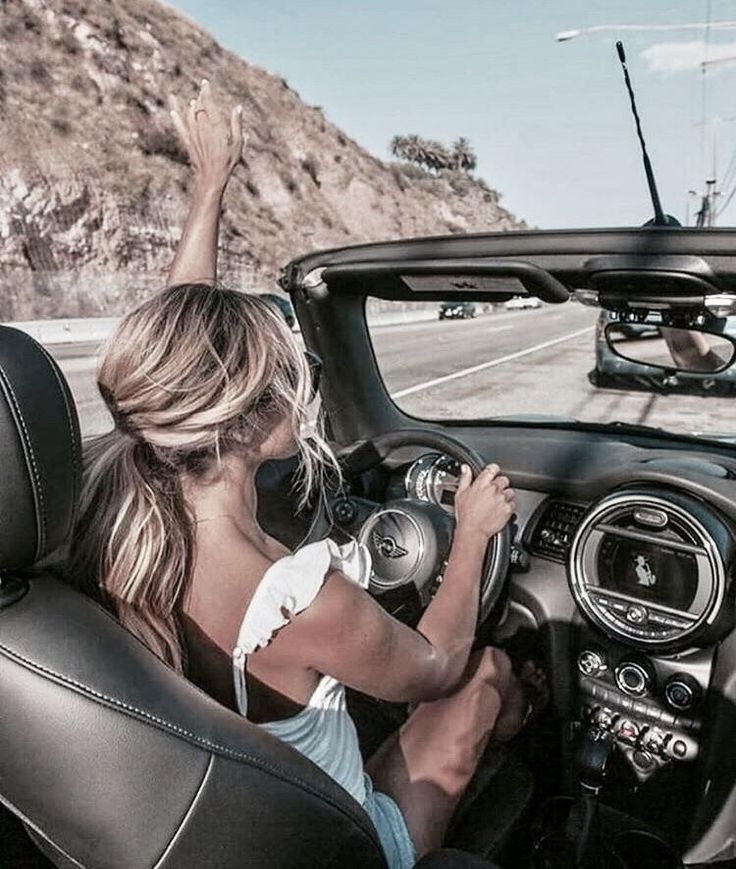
[
  {"left": 370, "top": 306, "right": 581, "bottom": 333},
  {"left": 390, "top": 326, "right": 592, "bottom": 399}
]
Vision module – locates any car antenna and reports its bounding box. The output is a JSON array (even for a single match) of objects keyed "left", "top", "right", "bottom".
[{"left": 616, "top": 40, "right": 680, "bottom": 226}]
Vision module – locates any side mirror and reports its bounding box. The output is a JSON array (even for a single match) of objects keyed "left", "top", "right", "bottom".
[{"left": 605, "top": 323, "right": 736, "bottom": 374}]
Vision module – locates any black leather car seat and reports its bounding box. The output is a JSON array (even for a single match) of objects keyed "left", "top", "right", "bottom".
[
  {"left": 0, "top": 324, "right": 389, "bottom": 868},
  {"left": 0, "top": 324, "right": 513, "bottom": 869}
]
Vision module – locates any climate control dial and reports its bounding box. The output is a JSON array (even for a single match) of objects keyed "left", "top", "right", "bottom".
[
  {"left": 664, "top": 673, "right": 701, "bottom": 711},
  {"left": 615, "top": 660, "right": 653, "bottom": 697},
  {"left": 577, "top": 649, "right": 607, "bottom": 678}
]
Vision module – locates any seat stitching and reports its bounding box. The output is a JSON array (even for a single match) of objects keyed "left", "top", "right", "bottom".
[
  {"left": 152, "top": 753, "right": 214, "bottom": 869},
  {"left": 0, "top": 363, "right": 46, "bottom": 559},
  {"left": 0, "top": 640, "right": 384, "bottom": 849}
]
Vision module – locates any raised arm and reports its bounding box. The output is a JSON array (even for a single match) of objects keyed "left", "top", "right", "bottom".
[{"left": 167, "top": 80, "right": 244, "bottom": 287}]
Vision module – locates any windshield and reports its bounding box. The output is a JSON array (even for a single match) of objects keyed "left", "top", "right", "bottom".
[{"left": 367, "top": 298, "right": 736, "bottom": 444}]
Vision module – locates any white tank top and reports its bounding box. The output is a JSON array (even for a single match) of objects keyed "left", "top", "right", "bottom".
[{"left": 231, "top": 538, "right": 372, "bottom": 806}]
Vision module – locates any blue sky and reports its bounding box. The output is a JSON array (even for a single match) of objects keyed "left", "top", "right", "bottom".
[{"left": 166, "top": 0, "right": 736, "bottom": 229}]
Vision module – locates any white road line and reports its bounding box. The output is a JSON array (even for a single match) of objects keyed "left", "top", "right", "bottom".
[
  {"left": 371, "top": 306, "right": 575, "bottom": 333},
  {"left": 391, "top": 326, "right": 592, "bottom": 399}
]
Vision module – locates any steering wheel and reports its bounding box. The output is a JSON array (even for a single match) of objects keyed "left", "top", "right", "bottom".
[{"left": 315, "top": 428, "right": 512, "bottom": 625}]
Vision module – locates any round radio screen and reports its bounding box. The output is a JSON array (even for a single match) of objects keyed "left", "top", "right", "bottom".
[{"left": 597, "top": 538, "right": 698, "bottom": 612}]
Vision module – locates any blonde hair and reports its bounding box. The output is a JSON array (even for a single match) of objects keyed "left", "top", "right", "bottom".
[{"left": 69, "top": 284, "right": 337, "bottom": 671}]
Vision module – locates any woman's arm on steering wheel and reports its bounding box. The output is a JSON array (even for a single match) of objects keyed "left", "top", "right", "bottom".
[
  {"left": 271, "top": 464, "right": 516, "bottom": 703},
  {"left": 167, "top": 80, "right": 244, "bottom": 287}
]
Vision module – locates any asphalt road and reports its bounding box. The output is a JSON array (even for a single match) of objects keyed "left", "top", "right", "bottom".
[{"left": 51, "top": 305, "right": 735, "bottom": 442}]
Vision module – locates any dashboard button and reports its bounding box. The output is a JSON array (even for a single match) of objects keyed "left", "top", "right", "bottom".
[
  {"left": 593, "top": 707, "right": 616, "bottom": 730},
  {"left": 632, "top": 750, "right": 655, "bottom": 770},
  {"left": 665, "top": 674, "right": 701, "bottom": 711},
  {"left": 626, "top": 605, "right": 648, "bottom": 625},
  {"left": 644, "top": 728, "right": 665, "bottom": 755},
  {"left": 333, "top": 498, "right": 357, "bottom": 525},
  {"left": 577, "top": 650, "right": 607, "bottom": 678},
  {"left": 634, "top": 508, "right": 669, "bottom": 529},
  {"left": 672, "top": 740, "right": 688, "bottom": 759},
  {"left": 616, "top": 719, "right": 639, "bottom": 745},
  {"left": 616, "top": 661, "right": 653, "bottom": 697}
]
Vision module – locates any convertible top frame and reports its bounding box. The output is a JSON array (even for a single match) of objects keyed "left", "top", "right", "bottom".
[
  {"left": 281, "top": 227, "right": 736, "bottom": 298},
  {"left": 277, "top": 227, "right": 736, "bottom": 448}
]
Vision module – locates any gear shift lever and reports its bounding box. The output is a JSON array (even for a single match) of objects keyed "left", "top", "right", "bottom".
[
  {"left": 574, "top": 725, "right": 614, "bottom": 793},
  {"left": 566, "top": 726, "right": 615, "bottom": 867}
]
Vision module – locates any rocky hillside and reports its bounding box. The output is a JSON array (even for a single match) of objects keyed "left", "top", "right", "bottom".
[{"left": 0, "top": 0, "right": 526, "bottom": 320}]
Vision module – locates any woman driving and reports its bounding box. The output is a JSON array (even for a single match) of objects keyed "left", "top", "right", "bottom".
[{"left": 68, "top": 81, "right": 544, "bottom": 867}]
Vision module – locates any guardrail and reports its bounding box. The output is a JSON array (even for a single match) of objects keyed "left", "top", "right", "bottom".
[{"left": 4, "top": 307, "right": 452, "bottom": 346}]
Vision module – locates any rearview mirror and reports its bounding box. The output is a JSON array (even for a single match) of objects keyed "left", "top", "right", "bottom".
[{"left": 605, "top": 323, "right": 736, "bottom": 374}]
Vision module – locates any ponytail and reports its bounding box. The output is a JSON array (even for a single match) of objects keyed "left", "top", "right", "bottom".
[{"left": 68, "top": 429, "right": 194, "bottom": 671}]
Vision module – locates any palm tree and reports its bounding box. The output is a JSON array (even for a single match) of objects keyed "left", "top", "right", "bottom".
[
  {"left": 452, "top": 137, "right": 477, "bottom": 173},
  {"left": 390, "top": 134, "right": 456, "bottom": 173}
]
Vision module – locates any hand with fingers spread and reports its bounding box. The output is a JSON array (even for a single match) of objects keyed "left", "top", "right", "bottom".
[
  {"left": 166, "top": 79, "right": 246, "bottom": 287},
  {"left": 169, "top": 79, "right": 244, "bottom": 193},
  {"left": 453, "top": 462, "right": 516, "bottom": 542}
]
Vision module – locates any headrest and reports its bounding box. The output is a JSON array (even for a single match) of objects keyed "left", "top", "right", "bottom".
[{"left": 0, "top": 325, "right": 81, "bottom": 573}]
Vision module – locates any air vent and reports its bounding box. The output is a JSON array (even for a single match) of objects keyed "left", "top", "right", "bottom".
[{"left": 529, "top": 501, "right": 587, "bottom": 562}]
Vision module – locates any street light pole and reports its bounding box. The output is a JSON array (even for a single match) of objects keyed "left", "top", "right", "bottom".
[
  {"left": 556, "top": 21, "right": 736, "bottom": 42},
  {"left": 701, "top": 54, "right": 736, "bottom": 69}
]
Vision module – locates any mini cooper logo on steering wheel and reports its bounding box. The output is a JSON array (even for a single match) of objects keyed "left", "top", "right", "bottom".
[{"left": 372, "top": 531, "right": 409, "bottom": 559}]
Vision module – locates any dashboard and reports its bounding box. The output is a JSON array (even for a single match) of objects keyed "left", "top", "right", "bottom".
[{"left": 326, "top": 444, "right": 736, "bottom": 859}]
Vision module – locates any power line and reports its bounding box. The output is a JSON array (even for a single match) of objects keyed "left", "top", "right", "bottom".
[
  {"left": 701, "top": 1, "right": 713, "bottom": 173},
  {"left": 719, "top": 142, "right": 736, "bottom": 191},
  {"left": 717, "top": 179, "right": 736, "bottom": 216}
]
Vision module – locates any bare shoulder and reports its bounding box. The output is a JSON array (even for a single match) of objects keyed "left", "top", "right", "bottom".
[{"left": 188, "top": 525, "right": 278, "bottom": 650}]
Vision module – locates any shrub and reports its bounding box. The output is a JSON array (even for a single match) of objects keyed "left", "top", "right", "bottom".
[
  {"left": 137, "top": 127, "right": 188, "bottom": 164},
  {"left": 22, "top": 11, "right": 42, "bottom": 35},
  {"left": 51, "top": 115, "right": 72, "bottom": 135},
  {"left": 301, "top": 155, "right": 320, "bottom": 186},
  {"left": 280, "top": 172, "right": 298, "bottom": 194},
  {"left": 105, "top": 18, "right": 127, "bottom": 51},
  {"left": 391, "top": 162, "right": 426, "bottom": 181},
  {"left": 446, "top": 170, "right": 472, "bottom": 197},
  {"left": 29, "top": 60, "right": 50, "bottom": 84}
]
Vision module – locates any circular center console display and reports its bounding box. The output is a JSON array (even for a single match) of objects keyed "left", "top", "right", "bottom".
[{"left": 568, "top": 489, "right": 732, "bottom": 651}]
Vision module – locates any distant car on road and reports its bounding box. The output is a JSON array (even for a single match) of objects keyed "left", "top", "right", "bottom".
[
  {"left": 504, "top": 295, "right": 542, "bottom": 310},
  {"left": 260, "top": 293, "right": 296, "bottom": 330},
  {"left": 438, "top": 301, "right": 476, "bottom": 320}
]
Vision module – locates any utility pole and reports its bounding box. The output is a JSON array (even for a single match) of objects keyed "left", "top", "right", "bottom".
[
  {"left": 693, "top": 56, "right": 736, "bottom": 227},
  {"left": 691, "top": 116, "right": 736, "bottom": 226},
  {"left": 706, "top": 121, "right": 719, "bottom": 226}
]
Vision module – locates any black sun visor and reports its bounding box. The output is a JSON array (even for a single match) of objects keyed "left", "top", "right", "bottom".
[{"left": 319, "top": 258, "right": 570, "bottom": 304}]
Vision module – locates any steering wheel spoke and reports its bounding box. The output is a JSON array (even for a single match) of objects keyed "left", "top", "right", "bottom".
[{"left": 339, "top": 428, "right": 512, "bottom": 625}]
